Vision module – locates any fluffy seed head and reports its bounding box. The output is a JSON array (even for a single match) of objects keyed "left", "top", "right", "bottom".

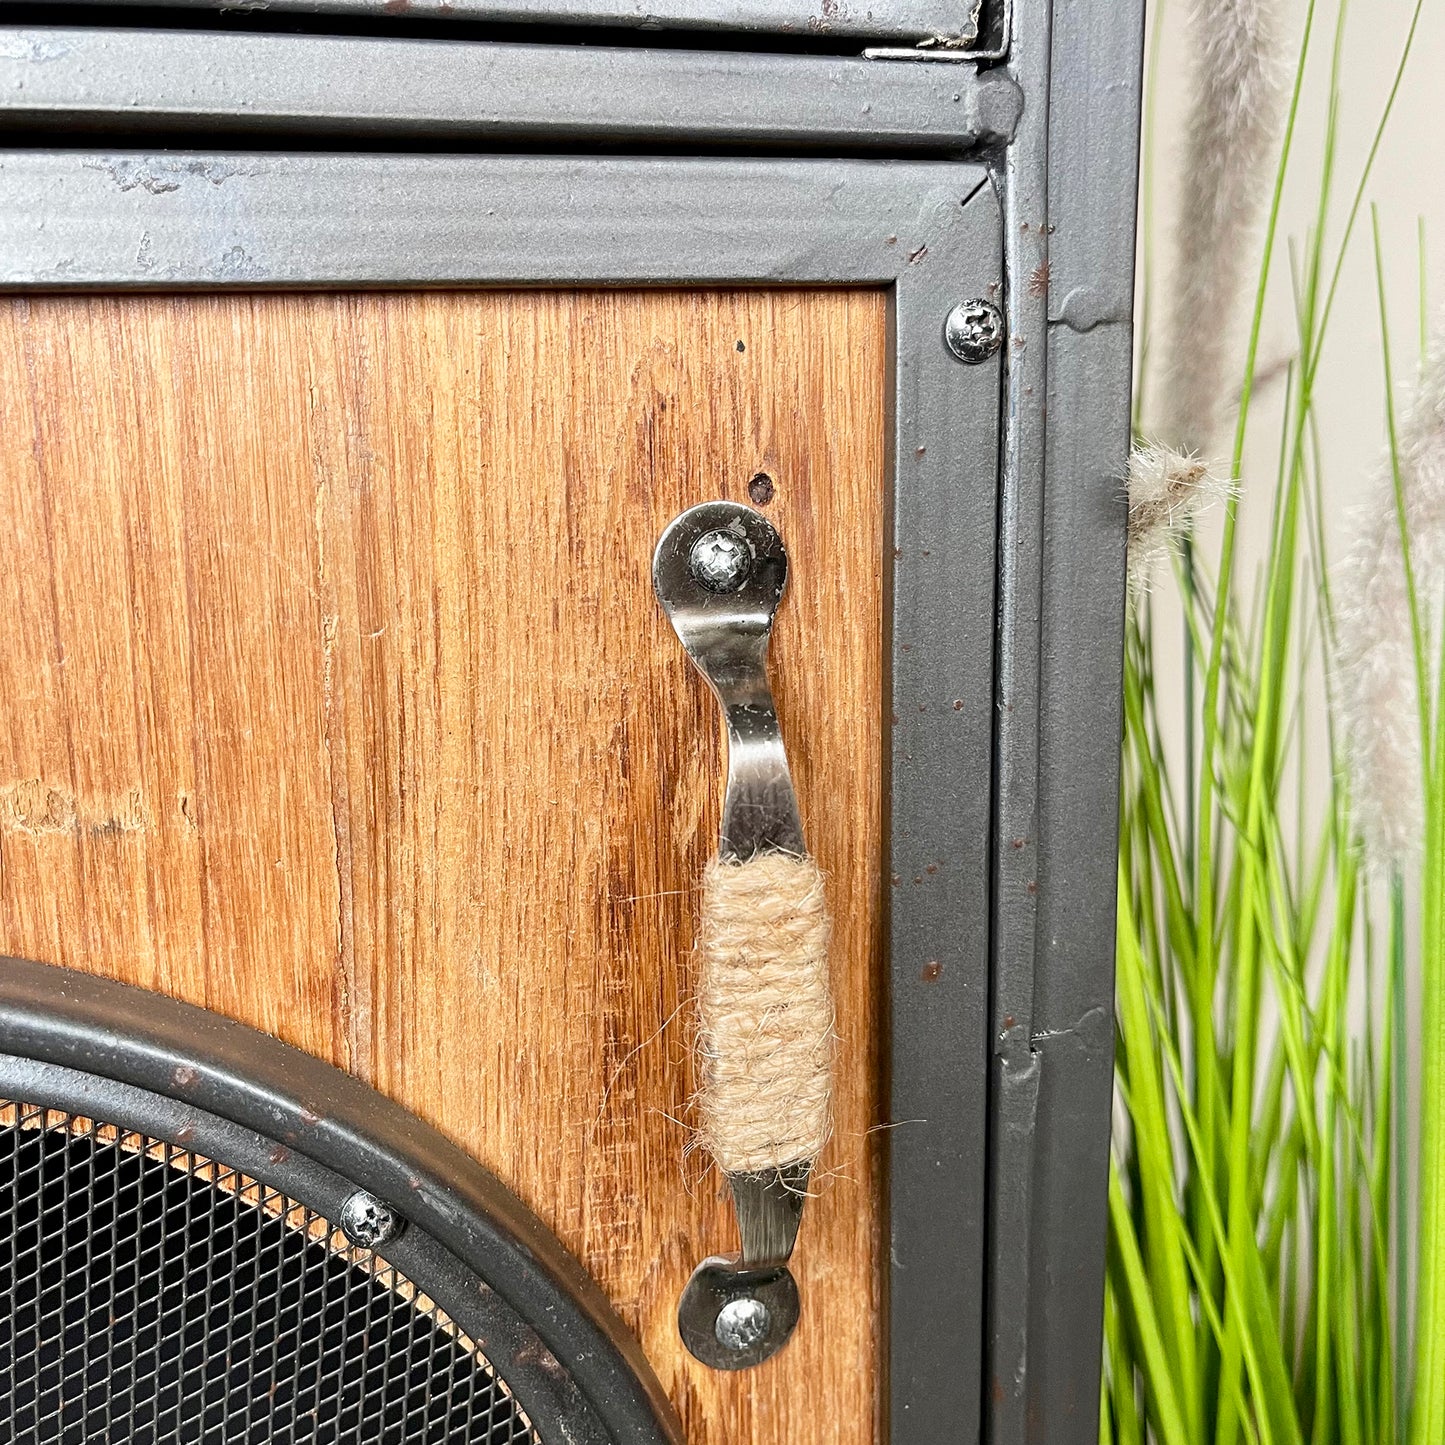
[
  {"left": 1334, "top": 333, "right": 1445, "bottom": 870},
  {"left": 1126, "top": 441, "right": 1233, "bottom": 592},
  {"left": 1156, "top": 0, "right": 1287, "bottom": 454}
]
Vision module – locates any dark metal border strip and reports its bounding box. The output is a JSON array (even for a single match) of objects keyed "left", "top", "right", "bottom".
[
  {"left": 0, "top": 149, "right": 1005, "bottom": 1444},
  {"left": 984, "top": 0, "right": 1145, "bottom": 1440},
  {"left": 0, "top": 27, "right": 1021, "bottom": 151}
]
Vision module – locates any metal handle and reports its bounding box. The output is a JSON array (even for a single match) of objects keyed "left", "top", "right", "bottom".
[
  {"left": 652, "top": 501, "right": 804, "bottom": 862},
  {"left": 653, "top": 500, "right": 819, "bottom": 1371}
]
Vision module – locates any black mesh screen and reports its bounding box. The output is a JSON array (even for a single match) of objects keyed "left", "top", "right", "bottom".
[{"left": 0, "top": 1103, "right": 539, "bottom": 1445}]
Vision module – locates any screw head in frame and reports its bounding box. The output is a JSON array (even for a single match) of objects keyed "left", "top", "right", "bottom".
[
  {"left": 677, "top": 1255, "right": 800, "bottom": 1370},
  {"left": 689, "top": 529, "right": 754, "bottom": 593},
  {"left": 714, "top": 1296, "right": 771, "bottom": 1352},
  {"left": 338, "top": 1190, "right": 402, "bottom": 1250},
  {"left": 944, "top": 299, "right": 1005, "bottom": 364}
]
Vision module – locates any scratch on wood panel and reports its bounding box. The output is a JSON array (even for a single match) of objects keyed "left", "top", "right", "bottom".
[
  {"left": 1, "top": 779, "right": 146, "bottom": 836},
  {"left": 315, "top": 473, "right": 370, "bottom": 1084}
]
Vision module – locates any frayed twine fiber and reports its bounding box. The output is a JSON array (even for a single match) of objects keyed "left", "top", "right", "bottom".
[{"left": 696, "top": 853, "right": 835, "bottom": 1176}]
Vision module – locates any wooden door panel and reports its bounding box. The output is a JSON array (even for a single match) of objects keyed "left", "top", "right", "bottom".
[{"left": 0, "top": 289, "right": 886, "bottom": 1445}]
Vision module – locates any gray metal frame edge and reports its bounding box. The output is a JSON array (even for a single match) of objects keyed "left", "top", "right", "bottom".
[
  {"left": 0, "top": 149, "right": 1005, "bottom": 1445},
  {"left": 36, "top": 0, "right": 982, "bottom": 45},
  {"left": 986, "top": 0, "right": 1143, "bottom": 1441},
  {"left": 0, "top": 27, "right": 1022, "bottom": 153}
]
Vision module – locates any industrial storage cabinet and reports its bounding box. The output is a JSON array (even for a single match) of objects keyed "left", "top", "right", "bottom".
[{"left": 0, "top": 4, "right": 1143, "bottom": 1443}]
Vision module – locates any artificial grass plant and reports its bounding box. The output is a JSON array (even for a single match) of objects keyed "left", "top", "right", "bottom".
[{"left": 1105, "top": 0, "right": 1440, "bottom": 1441}]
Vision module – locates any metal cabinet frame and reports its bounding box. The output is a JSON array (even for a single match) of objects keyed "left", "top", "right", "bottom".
[{"left": 0, "top": 6, "right": 1144, "bottom": 1440}]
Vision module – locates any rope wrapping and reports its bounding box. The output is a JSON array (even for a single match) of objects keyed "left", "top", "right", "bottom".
[{"left": 695, "top": 853, "right": 834, "bottom": 1176}]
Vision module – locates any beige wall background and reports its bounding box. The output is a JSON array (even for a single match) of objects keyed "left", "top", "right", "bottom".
[{"left": 1139, "top": 0, "right": 1444, "bottom": 553}]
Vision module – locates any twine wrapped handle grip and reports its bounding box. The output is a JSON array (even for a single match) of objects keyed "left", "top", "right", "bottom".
[
  {"left": 698, "top": 853, "right": 833, "bottom": 1177},
  {"left": 653, "top": 501, "right": 834, "bottom": 1370}
]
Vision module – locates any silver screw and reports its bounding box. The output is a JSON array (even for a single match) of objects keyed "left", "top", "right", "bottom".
[
  {"left": 714, "top": 1296, "right": 771, "bottom": 1352},
  {"left": 944, "top": 299, "right": 1005, "bottom": 364},
  {"left": 689, "top": 530, "right": 753, "bottom": 593},
  {"left": 338, "top": 1190, "right": 401, "bottom": 1250}
]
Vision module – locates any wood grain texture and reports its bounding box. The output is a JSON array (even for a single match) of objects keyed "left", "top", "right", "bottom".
[{"left": 0, "top": 289, "right": 886, "bottom": 1445}]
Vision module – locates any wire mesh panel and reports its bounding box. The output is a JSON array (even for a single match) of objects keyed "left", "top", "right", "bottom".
[{"left": 0, "top": 1102, "right": 540, "bottom": 1445}]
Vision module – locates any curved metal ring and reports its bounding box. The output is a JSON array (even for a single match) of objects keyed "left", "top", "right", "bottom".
[{"left": 0, "top": 956, "right": 682, "bottom": 1445}]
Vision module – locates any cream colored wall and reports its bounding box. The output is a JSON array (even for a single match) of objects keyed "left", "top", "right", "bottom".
[{"left": 1139, "top": 0, "right": 1445, "bottom": 550}]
